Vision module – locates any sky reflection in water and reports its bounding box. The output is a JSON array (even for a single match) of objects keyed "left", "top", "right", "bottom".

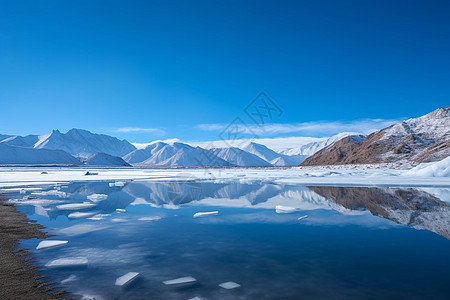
[{"left": 6, "top": 180, "right": 450, "bottom": 299}]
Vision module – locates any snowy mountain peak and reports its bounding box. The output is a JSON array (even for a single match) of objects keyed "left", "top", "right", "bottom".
[
  {"left": 302, "top": 107, "right": 450, "bottom": 166},
  {"left": 32, "top": 129, "right": 136, "bottom": 156}
]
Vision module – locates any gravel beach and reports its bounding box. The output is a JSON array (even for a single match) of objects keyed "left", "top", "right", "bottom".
[{"left": 0, "top": 194, "right": 68, "bottom": 300}]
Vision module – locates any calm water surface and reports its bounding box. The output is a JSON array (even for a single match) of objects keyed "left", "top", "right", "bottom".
[{"left": 4, "top": 180, "right": 450, "bottom": 299}]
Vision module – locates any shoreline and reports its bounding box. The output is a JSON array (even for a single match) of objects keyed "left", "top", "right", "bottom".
[{"left": 0, "top": 194, "right": 68, "bottom": 300}]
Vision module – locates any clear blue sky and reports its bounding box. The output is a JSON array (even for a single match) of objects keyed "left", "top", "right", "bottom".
[{"left": 1, "top": 0, "right": 449, "bottom": 142}]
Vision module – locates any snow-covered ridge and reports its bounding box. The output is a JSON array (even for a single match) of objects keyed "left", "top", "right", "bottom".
[
  {"left": 282, "top": 132, "right": 365, "bottom": 156},
  {"left": 123, "top": 141, "right": 305, "bottom": 167},
  {"left": 0, "top": 129, "right": 135, "bottom": 166},
  {"left": 302, "top": 107, "right": 450, "bottom": 166},
  {"left": 2, "top": 128, "right": 136, "bottom": 157}
]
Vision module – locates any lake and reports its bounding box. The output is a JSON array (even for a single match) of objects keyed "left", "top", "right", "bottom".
[{"left": 4, "top": 179, "right": 450, "bottom": 299}]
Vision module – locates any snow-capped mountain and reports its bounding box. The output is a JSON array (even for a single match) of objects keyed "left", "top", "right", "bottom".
[
  {"left": 124, "top": 142, "right": 232, "bottom": 167},
  {"left": 33, "top": 129, "right": 136, "bottom": 156},
  {"left": 0, "top": 134, "right": 12, "bottom": 142},
  {"left": 243, "top": 142, "right": 306, "bottom": 166},
  {"left": 1, "top": 135, "right": 39, "bottom": 148},
  {"left": 1, "top": 129, "right": 136, "bottom": 157},
  {"left": 282, "top": 132, "right": 364, "bottom": 156},
  {"left": 124, "top": 141, "right": 308, "bottom": 167},
  {"left": 208, "top": 147, "right": 272, "bottom": 167},
  {"left": 302, "top": 107, "right": 450, "bottom": 166},
  {"left": 0, "top": 143, "right": 80, "bottom": 165}
]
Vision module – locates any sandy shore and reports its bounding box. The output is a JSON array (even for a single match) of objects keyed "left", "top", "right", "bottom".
[{"left": 0, "top": 194, "right": 68, "bottom": 300}]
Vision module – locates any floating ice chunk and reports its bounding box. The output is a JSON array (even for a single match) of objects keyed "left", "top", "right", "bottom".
[
  {"left": 36, "top": 240, "right": 68, "bottom": 250},
  {"left": 163, "top": 276, "right": 197, "bottom": 285},
  {"left": 109, "top": 181, "right": 126, "bottom": 187},
  {"left": 219, "top": 281, "right": 241, "bottom": 290},
  {"left": 57, "top": 202, "right": 97, "bottom": 210},
  {"left": 87, "top": 194, "right": 108, "bottom": 202},
  {"left": 68, "top": 212, "right": 96, "bottom": 219},
  {"left": 138, "top": 216, "right": 162, "bottom": 221},
  {"left": 33, "top": 190, "right": 68, "bottom": 198},
  {"left": 193, "top": 211, "right": 218, "bottom": 218},
  {"left": 111, "top": 218, "right": 127, "bottom": 222},
  {"left": 298, "top": 215, "right": 309, "bottom": 220},
  {"left": 115, "top": 272, "right": 140, "bottom": 286},
  {"left": 20, "top": 189, "right": 26, "bottom": 194},
  {"left": 87, "top": 213, "right": 111, "bottom": 221},
  {"left": 275, "top": 205, "right": 300, "bottom": 214},
  {"left": 116, "top": 208, "right": 126, "bottom": 213},
  {"left": 46, "top": 257, "right": 88, "bottom": 268},
  {"left": 61, "top": 274, "right": 77, "bottom": 284}
]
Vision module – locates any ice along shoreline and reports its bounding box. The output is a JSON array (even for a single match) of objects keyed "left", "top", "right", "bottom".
[{"left": 0, "top": 194, "right": 68, "bottom": 300}]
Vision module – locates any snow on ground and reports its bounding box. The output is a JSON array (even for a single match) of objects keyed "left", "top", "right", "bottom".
[
  {"left": 0, "top": 160, "right": 449, "bottom": 189},
  {"left": 405, "top": 156, "right": 450, "bottom": 177}
]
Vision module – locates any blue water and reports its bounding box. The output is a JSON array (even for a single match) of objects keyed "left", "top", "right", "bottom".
[{"left": 5, "top": 181, "right": 450, "bottom": 299}]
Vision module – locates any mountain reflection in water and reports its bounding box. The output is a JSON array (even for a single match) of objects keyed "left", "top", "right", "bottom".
[
  {"left": 11, "top": 180, "right": 450, "bottom": 239},
  {"left": 5, "top": 180, "right": 450, "bottom": 299}
]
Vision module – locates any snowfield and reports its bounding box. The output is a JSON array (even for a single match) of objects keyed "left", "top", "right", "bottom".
[{"left": 0, "top": 156, "right": 449, "bottom": 189}]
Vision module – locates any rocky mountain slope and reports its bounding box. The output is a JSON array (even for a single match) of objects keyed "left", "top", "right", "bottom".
[
  {"left": 310, "top": 186, "right": 450, "bottom": 239},
  {"left": 282, "top": 132, "right": 363, "bottom": 156},
  {"left": 301, "top": 107, "right": 450, "bottom": 166}
]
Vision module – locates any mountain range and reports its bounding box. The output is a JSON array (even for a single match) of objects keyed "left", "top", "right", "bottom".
[
  {"left": 1, "top": 107, "right": 448, "bottom": 167},
  {"left": 2, "top": 128, "right": 135, "bottom": 157},
  {"left": 302, "top": 107, "right": 450, "bottom": 166},
  {"left": 0, "top": 129, "right": 310, "bottom": 167}
]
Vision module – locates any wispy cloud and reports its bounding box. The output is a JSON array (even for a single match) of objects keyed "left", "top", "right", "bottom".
[
  {"left": 196, "top": 118, "right": 404, "bottom": 137},
  {"left": 112, "top": 127, "right": 166, "bottom": 135}
]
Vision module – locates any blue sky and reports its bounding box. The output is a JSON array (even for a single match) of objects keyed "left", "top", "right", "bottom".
[{"left": 1, "top": 0, "right": 449, "bottom": 143}]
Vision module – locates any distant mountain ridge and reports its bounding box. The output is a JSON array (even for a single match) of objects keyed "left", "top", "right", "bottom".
[
  {"left": 2, "top": 128, "right": 136, "bottom": 157},
  {"left": 302, "top": 107, "right": 450, "bottom": 166},
  {"left": 0, "top": 129, "right": 135, "bottom": 166},
  {"left": 122, "top": 141, "right": 305, "bottom": 167},
  {"left": 282, "top": 132, "right": 365, "bottom": 156}
]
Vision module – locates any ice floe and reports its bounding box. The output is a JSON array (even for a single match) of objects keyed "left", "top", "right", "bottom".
[
  {"left": 68, "top": 212, "right": 97, "bottom": 219},
  {"left": 57, "top": 202, "right": 97, "bottom": 210},
  {"left": 87, "top": 193, "right": 108, "bottom": 202},
  {"left": 298, "top": 215, "right": 309, "bottom": 220},
  {"left": 219, "top": 281, "right": 241, "bottom": 289},
  {"left": 163, "top": 276, "right": 197, "bottom": 285},
  {"left": 115, "top": 272, "right": 140, "bottom": 286},
  {"left": 275, "top": 205, "right": 300, "bottom": 214},
  {"left": 36, "top": 240, "right": 68, "bottom": 250},
  {"left": 46, "top": 257, "right": 88, "bottom": 268},
  {"left": 138, "top": 216, "right": 162, "bottom": 221},
  {"left": 116, "top": 208, "right": 126, "bottom": 213},
  {"left": 111, "top": 218, "right": 127, "bottom": 222},
  {"left": 32, "top": 190, "right": 68, "bottom": 198},
  {"left": 193, "top": 211, "right": 219, "bottom": 218},
  {"left": 87, "top": 213, "right": 111, "bottom": 221},
  {"left": 275, "top": 205, "right": 300, "bottom": 213},
  {"left": 109, "top": 181, "right": 126, "bottom": 187}
]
